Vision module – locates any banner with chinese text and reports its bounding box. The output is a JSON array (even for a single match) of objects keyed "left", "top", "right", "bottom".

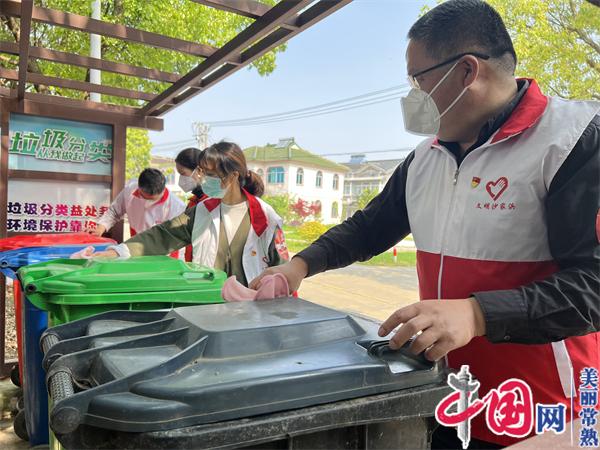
[
  {"left": 8, "top": 113, "right": 112, "bottom": 175},
  {"left": 6, "top": 179, "right": 110, "bottom": 234}
]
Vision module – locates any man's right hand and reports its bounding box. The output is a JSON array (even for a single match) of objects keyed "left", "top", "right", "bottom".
[
  {"left": 86, "top": 224, "right": 106, "bottom": 236},
  {"left": 249, "top": 257, "right": 309, "bottom": 293}
]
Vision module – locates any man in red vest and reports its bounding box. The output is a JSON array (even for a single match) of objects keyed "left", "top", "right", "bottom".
[
  {"left": 252, "top": 1, "right": 600, "bottom": 448},
  {"left": 91, "top": 168, "right": 185, "bottom": 240}
]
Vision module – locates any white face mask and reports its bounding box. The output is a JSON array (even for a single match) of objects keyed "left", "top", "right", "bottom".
[
  {"left": 400, "top": 61, "right": 469, "bottom": 136},
  {"left": 178, "top": 175, "right": 197, "bottom": 193}
]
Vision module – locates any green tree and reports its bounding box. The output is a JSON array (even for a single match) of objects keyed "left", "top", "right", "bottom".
[
  {"left": 0, "top": 0, "right": 284, "bottom": 104},
  {"left": 427, "top": 0, "right": 599, "bottom": 100},
  {"left": 357, "top": 188, "right": 379, "bottom": 211},
  {"left": 125, "top": 128, "right": 152, "bottom": 180},
  {"left": 486, "top": 0, "right": 599, "bottom": 100},
  {"left": 263, "top": 194, "right": 293, "bottom": 222}
]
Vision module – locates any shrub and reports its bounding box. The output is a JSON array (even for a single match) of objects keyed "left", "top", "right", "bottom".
[{"left": 298, "top": 221, "right": 328, "bottom": 242}]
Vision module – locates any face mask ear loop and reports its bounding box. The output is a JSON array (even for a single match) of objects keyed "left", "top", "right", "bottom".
[
  {"left": 439, "top": 85, "right": 469, "bottom": 119},
  {"left": 427, "top": 60, "right": 461, "bottom": 96}
]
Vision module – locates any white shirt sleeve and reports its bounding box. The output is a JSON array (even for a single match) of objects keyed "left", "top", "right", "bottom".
[
  {"left": 168, "top": 195, "right": 187, "bottom": 219},
  {"left": 97, "top": 188, "right": 127, "bottom": 231}
]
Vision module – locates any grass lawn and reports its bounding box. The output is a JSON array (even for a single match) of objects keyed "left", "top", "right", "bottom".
[{"left": 283, "top": 225, "right": 416, "bottom": 267}]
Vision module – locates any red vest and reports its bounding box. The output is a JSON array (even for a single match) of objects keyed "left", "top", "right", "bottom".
[{"left": 407, "top": 80, "right": 600, "bottom": 445}]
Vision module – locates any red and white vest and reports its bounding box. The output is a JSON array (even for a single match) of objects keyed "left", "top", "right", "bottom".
[
  {"left": 191, "top": 190, "right": 287, "bottom": 284},
  {"left": 406, "top": 80, "right": 600, "bottom": 445}
]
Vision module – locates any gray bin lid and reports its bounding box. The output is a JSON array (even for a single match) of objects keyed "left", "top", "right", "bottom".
[{"left": 43, "top": 299, "right": 445, "bottom": 434}]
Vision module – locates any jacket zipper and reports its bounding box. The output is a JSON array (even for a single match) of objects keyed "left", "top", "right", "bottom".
[
  {"left": 437, "top": 165, "right": 460, "bottom": 299},
  {"left": 434, "top": 144, "right": 490, "bottom": 299}
]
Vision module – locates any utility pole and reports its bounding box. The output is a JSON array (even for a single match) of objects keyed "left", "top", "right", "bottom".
[
  {"left": 90, "top": 0, "right": 101, "bottom": 102},
  {"left": 192, "top": 122, "right": 211, "bottom": 149}
]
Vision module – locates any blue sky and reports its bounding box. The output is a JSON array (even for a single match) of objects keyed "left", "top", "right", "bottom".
[{"left": 149, "top": 0, "right": 436, "bottom": 163}]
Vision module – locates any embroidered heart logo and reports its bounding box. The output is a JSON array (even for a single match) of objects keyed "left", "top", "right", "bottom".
[{"left": 486, "top": 177, "right": 508, "bottom": 201}]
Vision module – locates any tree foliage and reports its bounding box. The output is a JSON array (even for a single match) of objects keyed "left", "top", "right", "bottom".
[
  {"left": 425, "top": 0, "right": 599, "bottom": 100},
  {"left": 263, "top": 194, "right": 294, "bottom": 222},
  {"left": 357, "top": 188, "right": 379, "bottom": 211},
  {"left": 486, "top": 0, "right": 599, "bottom": 100},
  {"left": 290, "top": 198, "right": 322, "bottom": 222},
  {"left": 0, "top": 0, "right": 285, "bottom": 105},
  {"left": 125, "top": 128, "right": 152, "bottom": 180}
]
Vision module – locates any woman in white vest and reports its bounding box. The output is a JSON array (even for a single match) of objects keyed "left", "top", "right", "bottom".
[{"left": 89, "top": 142, "right": 289, "bottom": 287}]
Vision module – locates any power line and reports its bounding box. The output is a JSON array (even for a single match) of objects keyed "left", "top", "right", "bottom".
[
  {"left": 152, "top": 138, "right": 197, "bottom": 149},
  {"left": 213, "top": 93, "right": 407, "bottom": 127},
  {"left": 207, "top": 84, "right": 409, "bottom": 127},
  {"left": 150, "top": 84, "right": 412, "bottom": 151},
  {"left": 321, "top": 148, "right": 413, "bottom": 157}
]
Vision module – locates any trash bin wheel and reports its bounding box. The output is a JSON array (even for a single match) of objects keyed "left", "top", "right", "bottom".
[
  {"left": 10, "top": 365, "right": 20, "bottom": 387},
  {"left": 13, "top": 409, "right": 28, "bottom": 441},
  {"left": 16, "top": 395, "right": 24, "bottom": 411}
]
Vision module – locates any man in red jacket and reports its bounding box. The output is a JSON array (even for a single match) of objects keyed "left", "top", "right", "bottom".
[{"left": 252, "top": 1, "right": 600, "bottom": 448}]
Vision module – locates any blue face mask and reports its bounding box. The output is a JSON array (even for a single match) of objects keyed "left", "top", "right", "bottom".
[{"left": 200, "top": 175, "right": 228, "bottom": 199}]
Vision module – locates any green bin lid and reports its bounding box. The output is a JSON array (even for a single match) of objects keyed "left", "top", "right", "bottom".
[{"left": 18, "top": 256, "right": 226, "bottom": 309}]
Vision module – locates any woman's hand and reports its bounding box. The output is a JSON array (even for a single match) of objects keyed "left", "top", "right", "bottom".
[
  {"left": 70, "top": 246, "right": 119, "bottom": 259},
  {"left": 249, "top": 257, "right": 309, "bottom": 293}
]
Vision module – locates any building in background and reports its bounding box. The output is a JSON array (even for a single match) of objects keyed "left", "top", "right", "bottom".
[
  {"left": 342, "top": 154, "right": 404, "bottom": 218},
  {"left": 245, "top": 138, "right": 348, "bottom": 224}
]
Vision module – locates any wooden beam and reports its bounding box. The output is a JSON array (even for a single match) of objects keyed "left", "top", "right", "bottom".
[
  {"left": 0, "top": 67, "right": 156, "bottom": 101},
  {"left": 17, "top": 0, "right": 34, "bottom": 100},
  {"left": 159, "top": 0, "right": 353, "bottom": 116},
  {"left": 0, "top": 0, "right": 237, "bottom": 60},
  {"left": 28, "top": 73, "right": 156, "bottom": 102},
  {"left": 0, "top": 93, "right": 163, "bottom": 130},
  {"left": 189, "top": 0, "right": 300, "bottom": 30},
  {"left": 190, "top": 0, "right": 271, "bottom": 18},
  {"left": 0, "top": 41, "right": 180, "bottom": 84},
  {"left": 143, "top": 0, "right": 312, "bottom": 115}
]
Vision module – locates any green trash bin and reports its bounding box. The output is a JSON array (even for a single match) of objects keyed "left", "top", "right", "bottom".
[
  {"left": 18, "top": 256, "right": 226, "bottom": 450},
  {"left": 18, "top": 256, "right": 226, "bottom": 326}
]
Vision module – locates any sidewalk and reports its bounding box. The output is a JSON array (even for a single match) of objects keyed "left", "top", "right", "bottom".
[{"left": 299, "top": 264, "right": 420, "bottom": 321}]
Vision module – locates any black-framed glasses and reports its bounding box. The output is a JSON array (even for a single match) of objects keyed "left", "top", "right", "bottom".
[{"left": 408, "top": 52, "right": 490, "bottom": 89}]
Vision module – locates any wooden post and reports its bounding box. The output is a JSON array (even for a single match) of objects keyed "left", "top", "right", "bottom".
[{"left": 110, "top": 124, "right": 126, "bottom": 243}]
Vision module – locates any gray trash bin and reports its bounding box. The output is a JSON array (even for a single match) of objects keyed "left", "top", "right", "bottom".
[{"left": 42, "top": 298, "right": 452, "bottom": 449}]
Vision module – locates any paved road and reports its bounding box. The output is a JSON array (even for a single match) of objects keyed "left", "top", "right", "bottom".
[{"left": 298, "top": 263, "right": 420, "bottom": 322}]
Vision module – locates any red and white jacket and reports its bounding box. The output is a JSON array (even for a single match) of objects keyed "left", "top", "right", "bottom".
[
  {"left": 191, "top": 190, "right": 288, "bottom": 284},
  {"left": 299, "top": 79, "right": 600, "bottom": 446},
  {"left": 98, "top": 180, "right": 186, "bottom": 236}
]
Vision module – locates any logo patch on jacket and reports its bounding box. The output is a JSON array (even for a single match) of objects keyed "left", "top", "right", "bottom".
[
  {"left": 471, "top": 177, "right": 481, "bottom": 188},
  {"left": 475, "top": 177, "right": 515, "bottom": 212},
  {"left": 274, "top": 228, "right": 289, "bottom": 261},
  {"left": 486, "top": 177, "right": 508, "bottom": 201}
]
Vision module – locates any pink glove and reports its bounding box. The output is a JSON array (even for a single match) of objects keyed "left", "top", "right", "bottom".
[
  {"left": 70, "top": 246, "right": 95, "bottom": 259},
  {"left": 222, "top": 273, "right": 290, "bottom": 302}
]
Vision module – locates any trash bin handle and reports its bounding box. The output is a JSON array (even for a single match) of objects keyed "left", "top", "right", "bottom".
[
  {"left": 48, "top": 369, "right": 75, "bottom": 403},
  {"left": 48, "top": 368, "right": 82, "bottom": 435},
  {"left": 41, "top": 333, "right": 60, "bottom": 355}
]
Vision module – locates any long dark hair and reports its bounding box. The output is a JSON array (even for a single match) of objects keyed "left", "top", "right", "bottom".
[
  {"left": 199, "top": 142, "right": 264, "bottom": 197},
  {"left": 175, "top": 147, "right": 203, "bottom": 171}
]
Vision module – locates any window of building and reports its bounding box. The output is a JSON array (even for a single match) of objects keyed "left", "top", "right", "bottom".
[
  {"left": 331, "top": 201, "right": 339, "bottom": 218},
  {"left": 316, "top": 171, "right": 323, "bottom": 188},
  {"left": 296, "top": 168, "right": 304, "bottom": 185},
  {"left": 267, "top": 167, "right": 284, "bottom": 184},
  {"left": 333, "top": 174, "right": 339, "bottom": 190}
]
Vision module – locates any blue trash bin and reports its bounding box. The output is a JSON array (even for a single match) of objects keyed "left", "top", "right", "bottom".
[{"left": 1, "top": 244, "right": 110, "bottom": 445}]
